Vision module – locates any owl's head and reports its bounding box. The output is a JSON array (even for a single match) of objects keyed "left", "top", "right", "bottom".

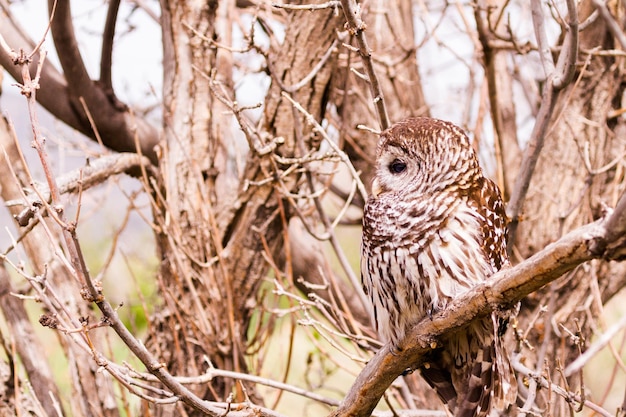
[{"left": 371, "top": 117, "right": 481, "bottom": 197}]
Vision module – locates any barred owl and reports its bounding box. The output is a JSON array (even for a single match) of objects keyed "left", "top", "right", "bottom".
[{"left": 361, "top": 117, "right": 516, "bottom": 417}]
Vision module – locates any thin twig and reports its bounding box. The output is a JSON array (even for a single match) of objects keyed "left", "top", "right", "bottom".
[
  {"left": 282, "top": 92, "right": 370, "bottom": 312},
  {"left": 339, "top": 0, "right": 390, "bottom": 130},
  {"left": 281, "top": 92, "right": 367, "bottom": 201},
  {"left": 519, "top": 286, "right": 557, "bottom": 416},
  {"left": 564, "top": 312, "right": 626, "bottom": 377},
  {"left": 513, "top": 360, "right": 612, "bottom": 417},
  {"left": 272, "top": 1, "right": 340, "bottom": 11}
]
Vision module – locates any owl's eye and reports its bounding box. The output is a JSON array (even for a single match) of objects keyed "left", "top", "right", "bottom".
[{"left": 389, "top": 159, "right": 407, "bottom": 174}]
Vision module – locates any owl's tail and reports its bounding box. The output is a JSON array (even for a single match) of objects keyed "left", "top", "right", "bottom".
[{"left": 420, "top": 315, "right": 517, "bottom": 417}]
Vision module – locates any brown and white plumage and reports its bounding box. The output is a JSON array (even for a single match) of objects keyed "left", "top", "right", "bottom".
[{"left": 361, "top": 117, "right": 516, "bottom": 417}]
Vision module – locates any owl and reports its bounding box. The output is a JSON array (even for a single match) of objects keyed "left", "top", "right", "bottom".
[{"left": 361, "top": 117, "right": 516, "bottom": 417}]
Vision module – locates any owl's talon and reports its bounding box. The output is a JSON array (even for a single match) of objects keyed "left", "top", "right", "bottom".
[
  {"left": 389, "top": 344, "right": 403, "bottom": 356},
  {"left": 401, "top": 367, "right": 414, "bottom": 376}
]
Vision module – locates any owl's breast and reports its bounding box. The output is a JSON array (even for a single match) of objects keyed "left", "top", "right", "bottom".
[{"left": 361, "top": 195, "right": 496, "bottom": 344}]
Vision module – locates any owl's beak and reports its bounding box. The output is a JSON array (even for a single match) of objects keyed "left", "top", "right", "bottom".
[{"left": 371, "top": 178, "right": 382, "bottom": 198}]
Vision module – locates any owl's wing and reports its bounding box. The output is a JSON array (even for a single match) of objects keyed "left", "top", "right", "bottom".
[{"left": 476, "top": 176, "right": 509, "bottom": 270}]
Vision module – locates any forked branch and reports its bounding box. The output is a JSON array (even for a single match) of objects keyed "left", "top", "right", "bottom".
[{"left": 0, "top": 1, "right": 160, "bottom": 163}]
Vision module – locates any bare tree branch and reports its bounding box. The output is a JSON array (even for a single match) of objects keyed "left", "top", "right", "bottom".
[
  {"left": 339, "top": 0, "right": 390, "bottom": 130},
  {"left": 506, "top": 0, "right": 579, "bottom": 250},
  {"left": 591, "top": 0, "right": 626, "bottom": 50},
  {"left": 474, "top": 0, "right": 522, "bottom": 196},
  {"left": 47, "top": 0, "right": 92, "bottom": 98},
  {"left": 100, "top": 0, "right": 121, "bottom": 92},
  {"left": 591, "top": 192, "right": 626, "bottom": 260},
  {"left": 0, "top": 3, "right": 86, "bottom": 134},
  {"left": 5, "top": 153, "right": 156, "bottom": 209},
  {"left": 0, "top": 1, "right": 160, "bottom": 163},
  {"left": 552, "top": 0, "right": 579, "bottom": 89}
]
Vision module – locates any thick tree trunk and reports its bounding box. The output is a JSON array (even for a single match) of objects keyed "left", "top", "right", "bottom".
[{"left": 150, "top": 1, "right": 341, "bottom": 413}]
